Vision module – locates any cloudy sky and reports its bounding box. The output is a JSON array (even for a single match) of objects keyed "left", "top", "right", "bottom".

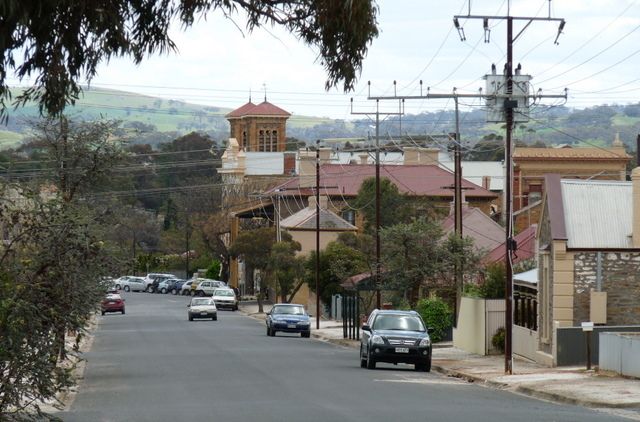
[{"left": 11, "top": 0, "right": 640, "bottom": 120}]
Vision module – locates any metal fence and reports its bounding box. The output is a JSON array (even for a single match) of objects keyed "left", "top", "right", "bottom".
[
  {"left": 556, "top": 325, "right": 640, "bottom": 366},
  {"left": 599, "top": 332, "right": 640, "bottom": 377}
]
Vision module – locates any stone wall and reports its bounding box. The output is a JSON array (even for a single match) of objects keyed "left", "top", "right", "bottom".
[{"left": 574, "top": 252, "right": 640, "bottom": 325}]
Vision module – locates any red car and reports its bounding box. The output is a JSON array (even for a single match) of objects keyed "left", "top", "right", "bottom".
[{"left": 101, "top": 293, "right": 125, "bottom": 315}]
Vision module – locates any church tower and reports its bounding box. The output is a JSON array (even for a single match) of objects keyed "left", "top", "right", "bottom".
[{"left": 225, "top": 97, "right": 291, "bottom": 152}]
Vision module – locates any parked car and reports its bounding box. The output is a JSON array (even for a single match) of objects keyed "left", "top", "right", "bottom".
[
  {"left": 212, "top": 288, "right": 238, "bottom": 311},
  {"left": 121, "top": 276, "right": 145, "bottom": 292},
  {"left": 187, "top": 297, "right": 217, "bottom": 321},
  {"left": 192, "top": 279, "right": 226, "bottom": 297},
  {"left": 114, "top": 276, "right": 131, "bottom": 290},
  {"left": 143, "top": 273, "right": 175, "bottom": 291},
  {"left": 156, "top": 278, "right": 180, "bottom": 294},
  {"left": 101, "top": 293, "right": 125, "bottom": 315},
  {"left": 148, "top": 275, "right": 175, "bottom": 293},
  {"left": 180, "top": 280, "right": 195, "bottom": 296},
  {"left": 170, "top": 279, "right": 186, "bottom": 295},
  {"left": 360, "top": 309, "right": 432, "bottom": 372},
  {"left": 266, "top": 304, "right": 310, "bottom": 337}
]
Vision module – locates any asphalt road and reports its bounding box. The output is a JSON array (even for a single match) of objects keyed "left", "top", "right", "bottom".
[{"left": 57, "top": 292, "right": 630, "bottom": 422}]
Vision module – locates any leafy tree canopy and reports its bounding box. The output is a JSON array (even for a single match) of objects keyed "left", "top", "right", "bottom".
[
  {"left": 352, "top": 177, "right": 408, "bottom": 232},
  {"left": 0, "top": 0, "right": 379, "bottom": 121}
]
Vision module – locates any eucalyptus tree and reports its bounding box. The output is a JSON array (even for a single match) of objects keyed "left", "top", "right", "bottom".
[{"left": 1, "top": 0, "right": 379, "bottom": 121}]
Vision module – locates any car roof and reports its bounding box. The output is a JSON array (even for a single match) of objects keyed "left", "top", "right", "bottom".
[
  {"left": 372, "top": 309, "right": 420, "bottom": 317},
  {"left": 273, "top": 303, "right": 304, "bottom": 307}
]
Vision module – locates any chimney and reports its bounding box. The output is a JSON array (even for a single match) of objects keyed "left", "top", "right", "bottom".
[
  {"left": 633, "top": 167, "right": 640, "bottom": 248},
  {"left": 358, "top": 153, "right": 369, "bottom": 165},
  {"left": 298, "top": 147, "right": 332, "bottom": 188},
  {"left": 283, "top": 152, "right": 296, "bottom": 175},
  {"left": 403, "top": 147, "right": 439, "bottom": 165},
  {"left": 482, "top": 176, "right": 491, "bottom": 190}
]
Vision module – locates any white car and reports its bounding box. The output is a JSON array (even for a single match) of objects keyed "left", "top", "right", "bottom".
[
  {"left": 212, "top": 288, "right": 238, "bottom": 311},
  {"left": 143, "top": 273, "right": 175, "bottom": 290},
  {"left": 187, "top": 297, "right": 217, "bottom": 321},
  {"left": 180, "top": 280, "right": 195, "bottom": 295},
  {"left": 192, "top": 279, "right": 227, "bottom": 297},
  {"left": 121, "top": 276, "right": 145, "bottom": 292}
]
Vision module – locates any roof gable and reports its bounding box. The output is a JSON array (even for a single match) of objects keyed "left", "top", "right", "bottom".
[
  {"left": 280, "top": 207, "right": 357, "bottom": 231},
  {"left": 441, "top": 207, "right": 505, "bottom": 251}
]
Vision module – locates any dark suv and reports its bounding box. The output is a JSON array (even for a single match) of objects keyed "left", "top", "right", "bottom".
[{"left": 360, "top": 310, "right": 432, "bottom": 372}]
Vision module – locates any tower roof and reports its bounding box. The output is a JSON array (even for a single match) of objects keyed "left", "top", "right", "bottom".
[{"left": 226, "top": 100, "right": 291, "bottom": 118}]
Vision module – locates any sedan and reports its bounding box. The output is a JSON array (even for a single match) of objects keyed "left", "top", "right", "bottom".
[
  {"left": 101, "top": 294, "right": 125, "bottom": 315},
  {"left": 266, "top": 304, "right": 310, "bottom": 337},
  {"left": 187, "top": 297, "right": 217, "bottom": 321}
]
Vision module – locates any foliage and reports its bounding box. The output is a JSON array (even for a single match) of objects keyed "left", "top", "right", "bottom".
[
  {"left": 205, "top": 260, "right": 222, "bottom": 280},
  {"left": 267, "top": 241, "right": 304, "bottom": 302},
  {"left": 380, "top": 218, "right": 443, "bottom": 304},
  {"left": 480, "top": 262, "right": 506, "bottom": 299},
  {"left": 0, "top": 0, "right": 379, "bottom": 120},
  {"left": 0, "top": 187, "right": 119, "bottom": 415},
  {"left": 352, "top": 177, "right": 409, "bottom": 232},
  {"left": 305, "top": 241, "right": 368, "bottom": 305},
  {"left": 492, "top": 327, "right": 506, "bottom": 352},
  {"left": 415, "top": 297, "right": 452, "bottom": 343}
]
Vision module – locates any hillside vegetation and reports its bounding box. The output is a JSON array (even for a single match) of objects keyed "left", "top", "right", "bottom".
[{"left": 1, "top": 87, "right": 640, "bottom": 152}]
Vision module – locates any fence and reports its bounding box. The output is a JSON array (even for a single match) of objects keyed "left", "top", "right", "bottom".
[
  {"left": 555, "top": 325, "right": 640, "bottom": 366},
  {"left": 453, "top": 297, "right": 505, "bottom": 355},
  {"left": 599, "top": 332, "right": 640, "bottom": 377}
]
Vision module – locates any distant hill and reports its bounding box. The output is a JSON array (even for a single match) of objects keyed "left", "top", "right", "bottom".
[{"left": 1, "top": 87, "right": 639, "bottom": 153}]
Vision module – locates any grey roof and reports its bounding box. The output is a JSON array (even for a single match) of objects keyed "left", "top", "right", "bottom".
[
  {"left": 561, "top": 179, "right": 633, "bottom": 248},
  {"left": 280, "top": 207, "right": 357, "bottom": 231}
]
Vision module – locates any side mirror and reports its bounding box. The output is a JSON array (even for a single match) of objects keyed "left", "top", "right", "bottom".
[
  {"left": 362, "top": 324, "right": 371, "bottom": 332},
  {"left": 266, "top": 311, "right": 271, "bottom": 315}
]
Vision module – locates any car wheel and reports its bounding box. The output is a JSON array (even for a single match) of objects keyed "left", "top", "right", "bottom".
[
  {"left": 197, "top": 291, "right": 205, "bottom": 297},
  {"left": 366, "top": 348, "right": 376, "bottom": 370},
  {"left": 212, "top": 315, "right": 218, "bottom": 321},
  {"left": 266, "top": 327, "right": 271, "bottom": 336},
  {"left": 123, "top": 285, "right": 130, "bottom": 292},
  {"left": 101, "top": 310, "right": 106, "bottom": 316},
  {"left": 122, "top": 309, "right": 125, "bottom": 315},
  {"left": 190, "top": 290, "right": 196, "bottom": 296},
  {"left": 360, "top": 346, "right": 367, "bottom": 368},
  {"left": 172, "top": 289, "right": 177, "bottom": 295},
  {"left": 301, "top": 331, "right": 310, "bottom": 338},
  {"left": 161, "top": 288, "right": 167, "bottom": 294},
  {"left": 115, "top": 284, "right": 121, "bottom": 290},
  {"left": 233, "top": 305, "right": 238, "bottom": 311},
  {"left": 269, "top": 328, "right": 276, "bottom": 337},
  {"left": 189, "top": 315, "right": 193, "bottom": 321},
  {"left": 146, "top": 286, "right": 153, "bottom": 293}
]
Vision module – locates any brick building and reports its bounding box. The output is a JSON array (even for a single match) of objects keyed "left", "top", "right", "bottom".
[{"left": 225, "top": 99, "right": 290, "bottom": 152}]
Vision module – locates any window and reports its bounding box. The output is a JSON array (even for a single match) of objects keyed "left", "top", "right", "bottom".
[{"left": 341, "top": 210, "right": 355, "bottom": 225}]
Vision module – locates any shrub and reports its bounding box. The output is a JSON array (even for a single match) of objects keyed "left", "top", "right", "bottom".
[
  {"left": 205, "top": 260, "right": 221, "bottom": 279},
  {"left": 415, "top": 297, "right": 452, "bottom": 343},
  {"left": 492, "top": 327, "right": 506, "bottom": 352},
  {"left": 480, "top": 262, "right": 506, "bottom": 299}
]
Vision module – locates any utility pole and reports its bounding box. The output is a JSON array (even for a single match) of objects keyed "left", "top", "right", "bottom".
[
  {"left": 315, "top": 139, "right": 321, "bottom": 330},
  {"left": 454, "top": 1, "right": 565, "bottom": 374},
  {"left": 351, "top": 94, "right": 403, "bottom": 309}
]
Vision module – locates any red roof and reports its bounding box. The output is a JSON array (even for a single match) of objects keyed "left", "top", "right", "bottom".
[
  {"left": 483, "top": 224, "right": 537, "bottom": 265},
  {"left": 268, "top": 164, "right": 498, "bottom": 199},
  {"left": 226, "top": 100, "right": 290, "bottom": 118}
]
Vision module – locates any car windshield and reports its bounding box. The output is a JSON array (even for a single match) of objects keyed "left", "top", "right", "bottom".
[
  {"left": 272, "top": 305, "right": 305, "bottom": 315},
  {"left": 191, "top": 299, "right": 212, "bottom": 306},
  {"left": 214, "top": 289, "right": 234, "bottom": 297},
  {"left": 373, "top": 315, "right": 425, "bottom": 331}
]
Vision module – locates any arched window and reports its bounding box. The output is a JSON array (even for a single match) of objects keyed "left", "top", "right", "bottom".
[{"left": 258, "top": 130, "right": 265, "bottom": 152}]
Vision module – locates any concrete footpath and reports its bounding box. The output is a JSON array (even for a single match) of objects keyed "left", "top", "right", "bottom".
[{"left": 241, "top": 302, "right": 640, "bottom": 416}]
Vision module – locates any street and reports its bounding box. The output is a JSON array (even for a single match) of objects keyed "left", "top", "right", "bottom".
[{"left": 58, "top": 293, "right": 630, "bottom": 422}]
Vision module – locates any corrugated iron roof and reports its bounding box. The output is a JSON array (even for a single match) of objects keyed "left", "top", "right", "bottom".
[
  {"left": 514, "top": 147, "right": 629, "bottom": 161},
  {"left": 561, "top": 179, "right": 633, "bottom": 248},
  {"left": 280, "top": 207, "right": 357, "bottom": 231},
  {"left": 268, "top": 164, "right": 498, "bottom": 199}
]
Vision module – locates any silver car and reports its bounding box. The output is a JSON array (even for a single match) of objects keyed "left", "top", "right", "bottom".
[
  {"left": 212, "top": 288, "right": 239, "bottom": 311},
  {"left": 187, "top": 297, "right": 217, "bottom": 321},
  {"left": 121, "top": 276, "right": 145, "bottom": 292}
]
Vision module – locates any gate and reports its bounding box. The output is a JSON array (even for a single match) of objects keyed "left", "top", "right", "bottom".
[{"left": 342, "top": 291, "right": 360, "bottom": 340}]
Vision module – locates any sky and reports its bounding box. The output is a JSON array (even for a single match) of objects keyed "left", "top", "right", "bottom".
[{"left": 9, "top": 0, "right": 640, "bottom": 121}]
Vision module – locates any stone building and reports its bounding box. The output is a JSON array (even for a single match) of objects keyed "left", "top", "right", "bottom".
[{"left": 534, "top": 169, "right": 640, "bottom": 365}]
